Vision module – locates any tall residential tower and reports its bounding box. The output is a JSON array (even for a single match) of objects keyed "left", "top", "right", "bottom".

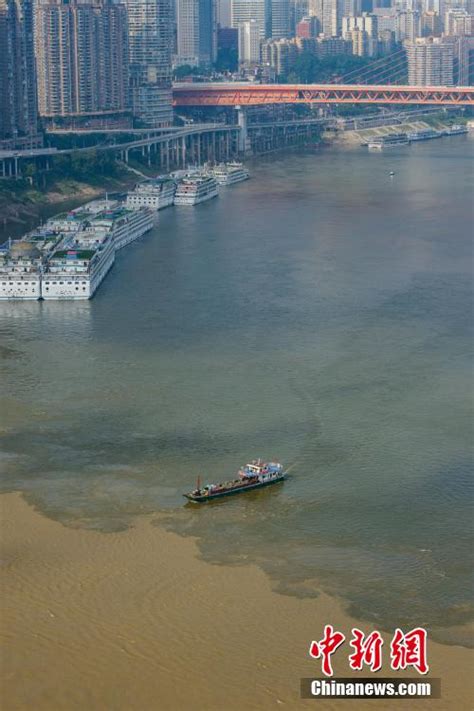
[
  {"left": 0, "top": 0, "right": 40, "bottom": 147},
  {"left": 406, "top": 36, "right": 454, "bottom": 85},
  {"left": 34, "top": 0, "right": 129, "bottom": 123},
  {"left": 126, "top": 0, "right": 173, "bottom": 126},
  {"left": 176, "top": 0, "right": 217, "bottom": 67}
]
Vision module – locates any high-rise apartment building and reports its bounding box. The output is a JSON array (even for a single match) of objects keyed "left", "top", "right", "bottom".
[
  {"left": 395, "top": 9, "right": 421, "bottom": 41},
  {"left": 296, "top": 14, "right": 319, "bottom": 35},
  {"left": 316, "top": 34, "right": 350, "bottom": 52},
  {"left": 0, "top": 0, "right": 40, "bottom": 147},
  {"left": 217, "top": 0, "right": 231, "bottom": 25},
  {"left": 34, "top": 0, "right": 129, "bottom": 121},
  {"left": 443, "top": 34, "right": 474, "bottom": 83},
  {"left": 232, "top": 0, "right": 291, "bottom": 38},
  {"left": 342, "top": 0, "right": 362, "bottom": 16},
  {"left": 347, "top": 27, "right": 368, "bottom": 54},
  {"left": 310, "top": 0, "right": 346, "bottom": 36},
  {"left": 444, "top": 8, "right": 473, "bottom": 36},
  {"left": 176, "top": 0, "right": 217, "bottom": 67},
  {"left": 342, "top": 12, "right": 378, "bottom": 53},
  {"left": 405, "top": 36, "right": 454, "bottom": 85},
  {"left": 421, "top": 10, "right": 441, "bottom": 36},
  {"left": 126, "top": 0, "right": 173, "bottom": 126},
  {"left": 292, "top": 0, "right": 309, "bottom": 31},
  {"left": 238, "top": 18, "right": 261, "bottom": 62},
  {"left": 342, "top": 11, "right": 377, "bottom": 36},
  {"left": 261, "top": 37, "right": 297, "bottom": 73}
]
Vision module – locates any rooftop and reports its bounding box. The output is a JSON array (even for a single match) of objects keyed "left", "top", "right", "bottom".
[{"left": 51, "top": 250, "right": 96, "bottom": 261}]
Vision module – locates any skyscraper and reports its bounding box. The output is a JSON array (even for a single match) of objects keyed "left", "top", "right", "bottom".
[
  {"left": 0, "top": 0, "right": 40, "bottom": 148},
  {"left": 126, "top": 0, "right": 173, "bottom": 126},
  {"left": 444, "top": 8, "right": 473, "bottom": 36},
  {"left": 231, "top": 0, "right": 271, "bottom": 39},
  {"left": 395, "top": 9, "right": 421, "bottom": 41},
  {"left": 217, "top": 0, "right": 231, "bottom": 25},
  {"left": 238, "top": 18, "right": 261, "bottom": 62},
  {"left": 34, "top": 0, "right": 129, "bottom": 122},
  {"left": 310, "top": 0, "right": 346, "bottom": 36},
  {"left": 292, "top": 0, "right": 310, "bottom": 29},
  {"left": 176, "top": 0, "right": 217, "bottom": 67},
  {"left": 271, "top": 0, "right": 291, "bottom": 36}
]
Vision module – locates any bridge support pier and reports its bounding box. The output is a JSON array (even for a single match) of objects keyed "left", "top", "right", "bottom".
[{"left": 236, "top": 106, "right": 250, "bottom": 154}]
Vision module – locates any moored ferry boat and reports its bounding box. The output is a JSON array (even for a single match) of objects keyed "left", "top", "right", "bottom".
[
  {"left": 407, "top": 128, "right": 442, "bottom": 141},
  {"left": 42, "top": 222, "right": 115, "bottom": 300},
  {"left": 94, "top": 205, "right": 154, "bottom": 250},
  {"left": 367, "top": 133, "right": 409, "bottom": 150},
  {"left": 184, "top": 460, "right": 286, "bottom": 502},
  {"left": 0, "top": 229, "right": 62, "bottom": 300},
  {"left": 126, "top": 177, "right": 176, "bottom": 215},
  {"left": 443, "top": 124, "right": 468, "bottom": 136},
  {"left": 174, "top": 173, "right": 219, "bottom": 206},
  {"left": 0, "top": 241, "right": 43, "bottom": 300},
  {"left": 209, "top": 162, "right": 250, "bottom": 186}
]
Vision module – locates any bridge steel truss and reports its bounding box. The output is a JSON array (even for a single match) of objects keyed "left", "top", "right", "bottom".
[{"left": 173, "top": 84, "right": 474, "bottom": 107}]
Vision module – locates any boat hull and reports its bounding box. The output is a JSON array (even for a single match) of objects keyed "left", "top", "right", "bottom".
[{"left": 184, "top": 473, "right": 286, "bottom": 503}]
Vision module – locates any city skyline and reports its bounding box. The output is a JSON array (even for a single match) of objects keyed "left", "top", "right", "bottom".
[{"left": 0, "top": 0, "right": 473, "bottom": 149}]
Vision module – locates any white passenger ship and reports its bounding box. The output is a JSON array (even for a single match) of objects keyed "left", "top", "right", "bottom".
[
  {"left": 0, "top": 229, "right": 61, "bottom": 300},
  {"left": 1, "top": 195, "right": 156, "bottom": 301},
  {"left": 93, "top": 205, "right": 154, "bottom": 250},
  {"left": 174, "top": 173, "right": 219, "bottom": 205},
  {"left": 0, "top": 242, "right": 43, "bottom": 300},
  {"left": 407, "top": 128, "right": 442, "bottom": 141},
  {"left": 444, "top": 124, "right": 468, "bottom": 136},
  {"left": 367, "top": 133, "right": 409, "bottom": 150},
  {"left": 209, "top": 162, "right": 249, "bottom": 186},
  {"left": 42, "top": 222, "right": 116, "bottom": 300},
  {"left": 126, "top": 178, "right": 176, "bottom": 215}
]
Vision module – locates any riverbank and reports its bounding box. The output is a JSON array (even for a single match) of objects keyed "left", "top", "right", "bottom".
[
  {"left": 1, "top": 492, "right": 473, "bottom": 711},
  {"left": 0, "top": 172, "right": 137, "bottom": 241},
  {"left": 329, "top": 118, "right": 462, "bottom": 145}
]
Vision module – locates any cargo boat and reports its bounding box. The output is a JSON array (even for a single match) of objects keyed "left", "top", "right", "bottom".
[{"left": 184, "top": 460, "right": 286, "bottom": 502}]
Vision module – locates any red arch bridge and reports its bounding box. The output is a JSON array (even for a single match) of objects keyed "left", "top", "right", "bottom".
[{"left": 173, "top": 83, "right": 474, "bottom": 107}]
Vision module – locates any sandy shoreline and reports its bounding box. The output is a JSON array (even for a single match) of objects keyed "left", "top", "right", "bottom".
[{"left": 1, "top": 492, "right": 473, "bottom": 711}]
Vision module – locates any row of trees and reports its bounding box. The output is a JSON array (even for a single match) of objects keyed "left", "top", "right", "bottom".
[
  {"left": 282, "top": 53, "right": 408, "bottom": 85},
  {"left": 173, "top": 51, "right": 407, "bottom": 86},
  {"left": 50, "top": 151, "right": 119, "bottom": 182}
]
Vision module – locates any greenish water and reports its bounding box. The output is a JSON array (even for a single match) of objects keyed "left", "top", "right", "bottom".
[{"left": 1, "top": 138, "right": 473, "bottom": 645}]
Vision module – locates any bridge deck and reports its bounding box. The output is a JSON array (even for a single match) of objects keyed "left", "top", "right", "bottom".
[{"left": 173, "top": 83, "right": 474, "bottom": 107}]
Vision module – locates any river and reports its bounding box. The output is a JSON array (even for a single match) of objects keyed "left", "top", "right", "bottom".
[{"left": 1, "top": 136, "right": 473, "bottom": 645}]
